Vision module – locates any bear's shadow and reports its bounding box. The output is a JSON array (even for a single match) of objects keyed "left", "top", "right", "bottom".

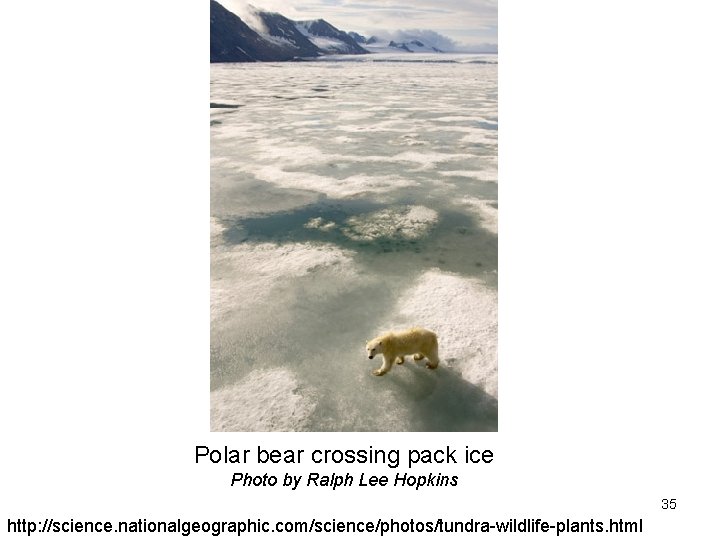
[{"left": 386, "top": 359, "right": 497, "bottom": 431}]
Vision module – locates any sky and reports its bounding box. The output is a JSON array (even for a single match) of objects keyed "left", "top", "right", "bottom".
[{"left": 218, "top": 0, "right": 497, "bottom": 52}]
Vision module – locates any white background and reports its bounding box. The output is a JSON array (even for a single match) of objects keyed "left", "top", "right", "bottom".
[{"left": 1, "top": 1, "right": 718, "bottom": 538}]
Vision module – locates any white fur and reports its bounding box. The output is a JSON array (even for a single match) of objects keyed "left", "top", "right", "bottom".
[{"left": 365, "top": 328, "right": 439, "bottom": 376}]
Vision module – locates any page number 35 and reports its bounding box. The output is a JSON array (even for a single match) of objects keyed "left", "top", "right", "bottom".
[{"left": 661, "top": 499, "right": 677, "bottom": 509}]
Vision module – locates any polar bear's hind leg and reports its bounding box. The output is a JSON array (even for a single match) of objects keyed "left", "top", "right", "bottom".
[{"left": 425, "top": 340, "right": 440, "bottom": 369}]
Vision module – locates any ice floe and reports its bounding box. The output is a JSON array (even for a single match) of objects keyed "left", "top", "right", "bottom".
[
  {"left": 304, "top": 217, "right": 338, "bottom": 231},
  {"left": 211, "top": 368, "right": 316, "bottom": 431},
  {"left": 342, "top": 205, "right": 439, "bottom": 241},
  {"left": 439, "top": 169, "right": 497, "bottom": 182},
  {"left": 460, "top": 131, "right": 498, "bottom": 146},
  {"left": 211, "top": 221, "right": 357, "bottom": 323},
  {"left": 251, "top": 166, "right": 419, "bottom": 198},
  {"left": 455, "top": 197, "right": 498, "bottom": 235},
  {"left": 376, "top": 269, "right": 498, "bottom": 397}
]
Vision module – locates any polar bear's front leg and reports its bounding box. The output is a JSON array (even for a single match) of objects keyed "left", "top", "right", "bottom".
[{"left": 373, "top": 354, "right": 395, "bottom": 376}]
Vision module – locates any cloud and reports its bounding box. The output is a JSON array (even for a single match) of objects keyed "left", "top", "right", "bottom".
[{"left": 218, "top": 1, "right": 268, "bottom": 33}]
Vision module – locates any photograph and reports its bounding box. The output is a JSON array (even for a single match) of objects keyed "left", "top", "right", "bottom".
[{"left": 210, "top": 0, "right": 498, "bottom": 431}]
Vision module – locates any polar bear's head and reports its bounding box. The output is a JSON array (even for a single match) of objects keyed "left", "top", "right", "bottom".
[{"left": 366, "top": 338, "right": 384, "bottom": 359}]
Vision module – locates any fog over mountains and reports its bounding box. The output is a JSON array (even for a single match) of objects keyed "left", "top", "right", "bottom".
[{"left": 210, "top": 0, "right": 473, "bottom": 63}]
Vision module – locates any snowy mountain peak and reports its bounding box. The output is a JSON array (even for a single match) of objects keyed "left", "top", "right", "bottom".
[
  {"left": 348, "top": 31, "right": 367, "bottom": 44},
  {"left": 256, "top": 10, "right": 320, "bottom": 57},
  {"left": 368, "top": 38, "right": 444, "bottom": 54},
  {"left": 296, "top": 19, "right": 337, "bottom": 37},
  {"left": 295, "top": 18, "right": 368, "bottom": 55}
]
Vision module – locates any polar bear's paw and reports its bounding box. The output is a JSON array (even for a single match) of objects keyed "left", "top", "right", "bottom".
[
  {"left": 395, "top": 356, "right": 405, "bottom": 365},
  {"left": 372, "top": 368, "right": 386, "bottom": 376},
  {"left": 413, "top": 353, "right": 425, "bottom": 361}
]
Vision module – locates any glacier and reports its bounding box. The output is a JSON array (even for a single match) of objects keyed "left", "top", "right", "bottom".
[{"left": 211, "top": 54, "right": 498, "bottom": 431}]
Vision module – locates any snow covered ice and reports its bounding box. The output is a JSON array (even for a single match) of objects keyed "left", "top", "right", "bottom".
[{"left": 211, "top": 54, "right": 498, "bottom": 431}]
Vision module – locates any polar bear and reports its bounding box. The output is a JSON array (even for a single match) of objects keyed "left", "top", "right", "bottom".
[{"left": 365, "top": 328, "right": 440, "bottom": 376}]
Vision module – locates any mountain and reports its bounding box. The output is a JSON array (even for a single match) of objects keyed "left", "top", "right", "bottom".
[
  {"left": 210, "top": 1, "right": 459, "bottom": 63},
  {"left": 346, "top": 32, "right": 445, "bottom": 53},
  {"left": 408, "top": 40, "right": 443, "bottom": 53},
  {"left": 256, "top": 11, "right": 322, "bottom": 58},
  {"left": 210, "top": 0, "right": 318, "bottom": 62},
  {"left": 376, "top": 39, "right": 444, "bottom": 53},
  {"left": 388, "top": 40, "right": 412, "bottom": 53},
  {"left": 348, "top": 31, "right": 367, "bottom": 44},
  {"left": 210, "top": 1, "right": 368, "bottom": 62},
  {"left": 295, "top": 19, "right": 368, "bottom": 55}
]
